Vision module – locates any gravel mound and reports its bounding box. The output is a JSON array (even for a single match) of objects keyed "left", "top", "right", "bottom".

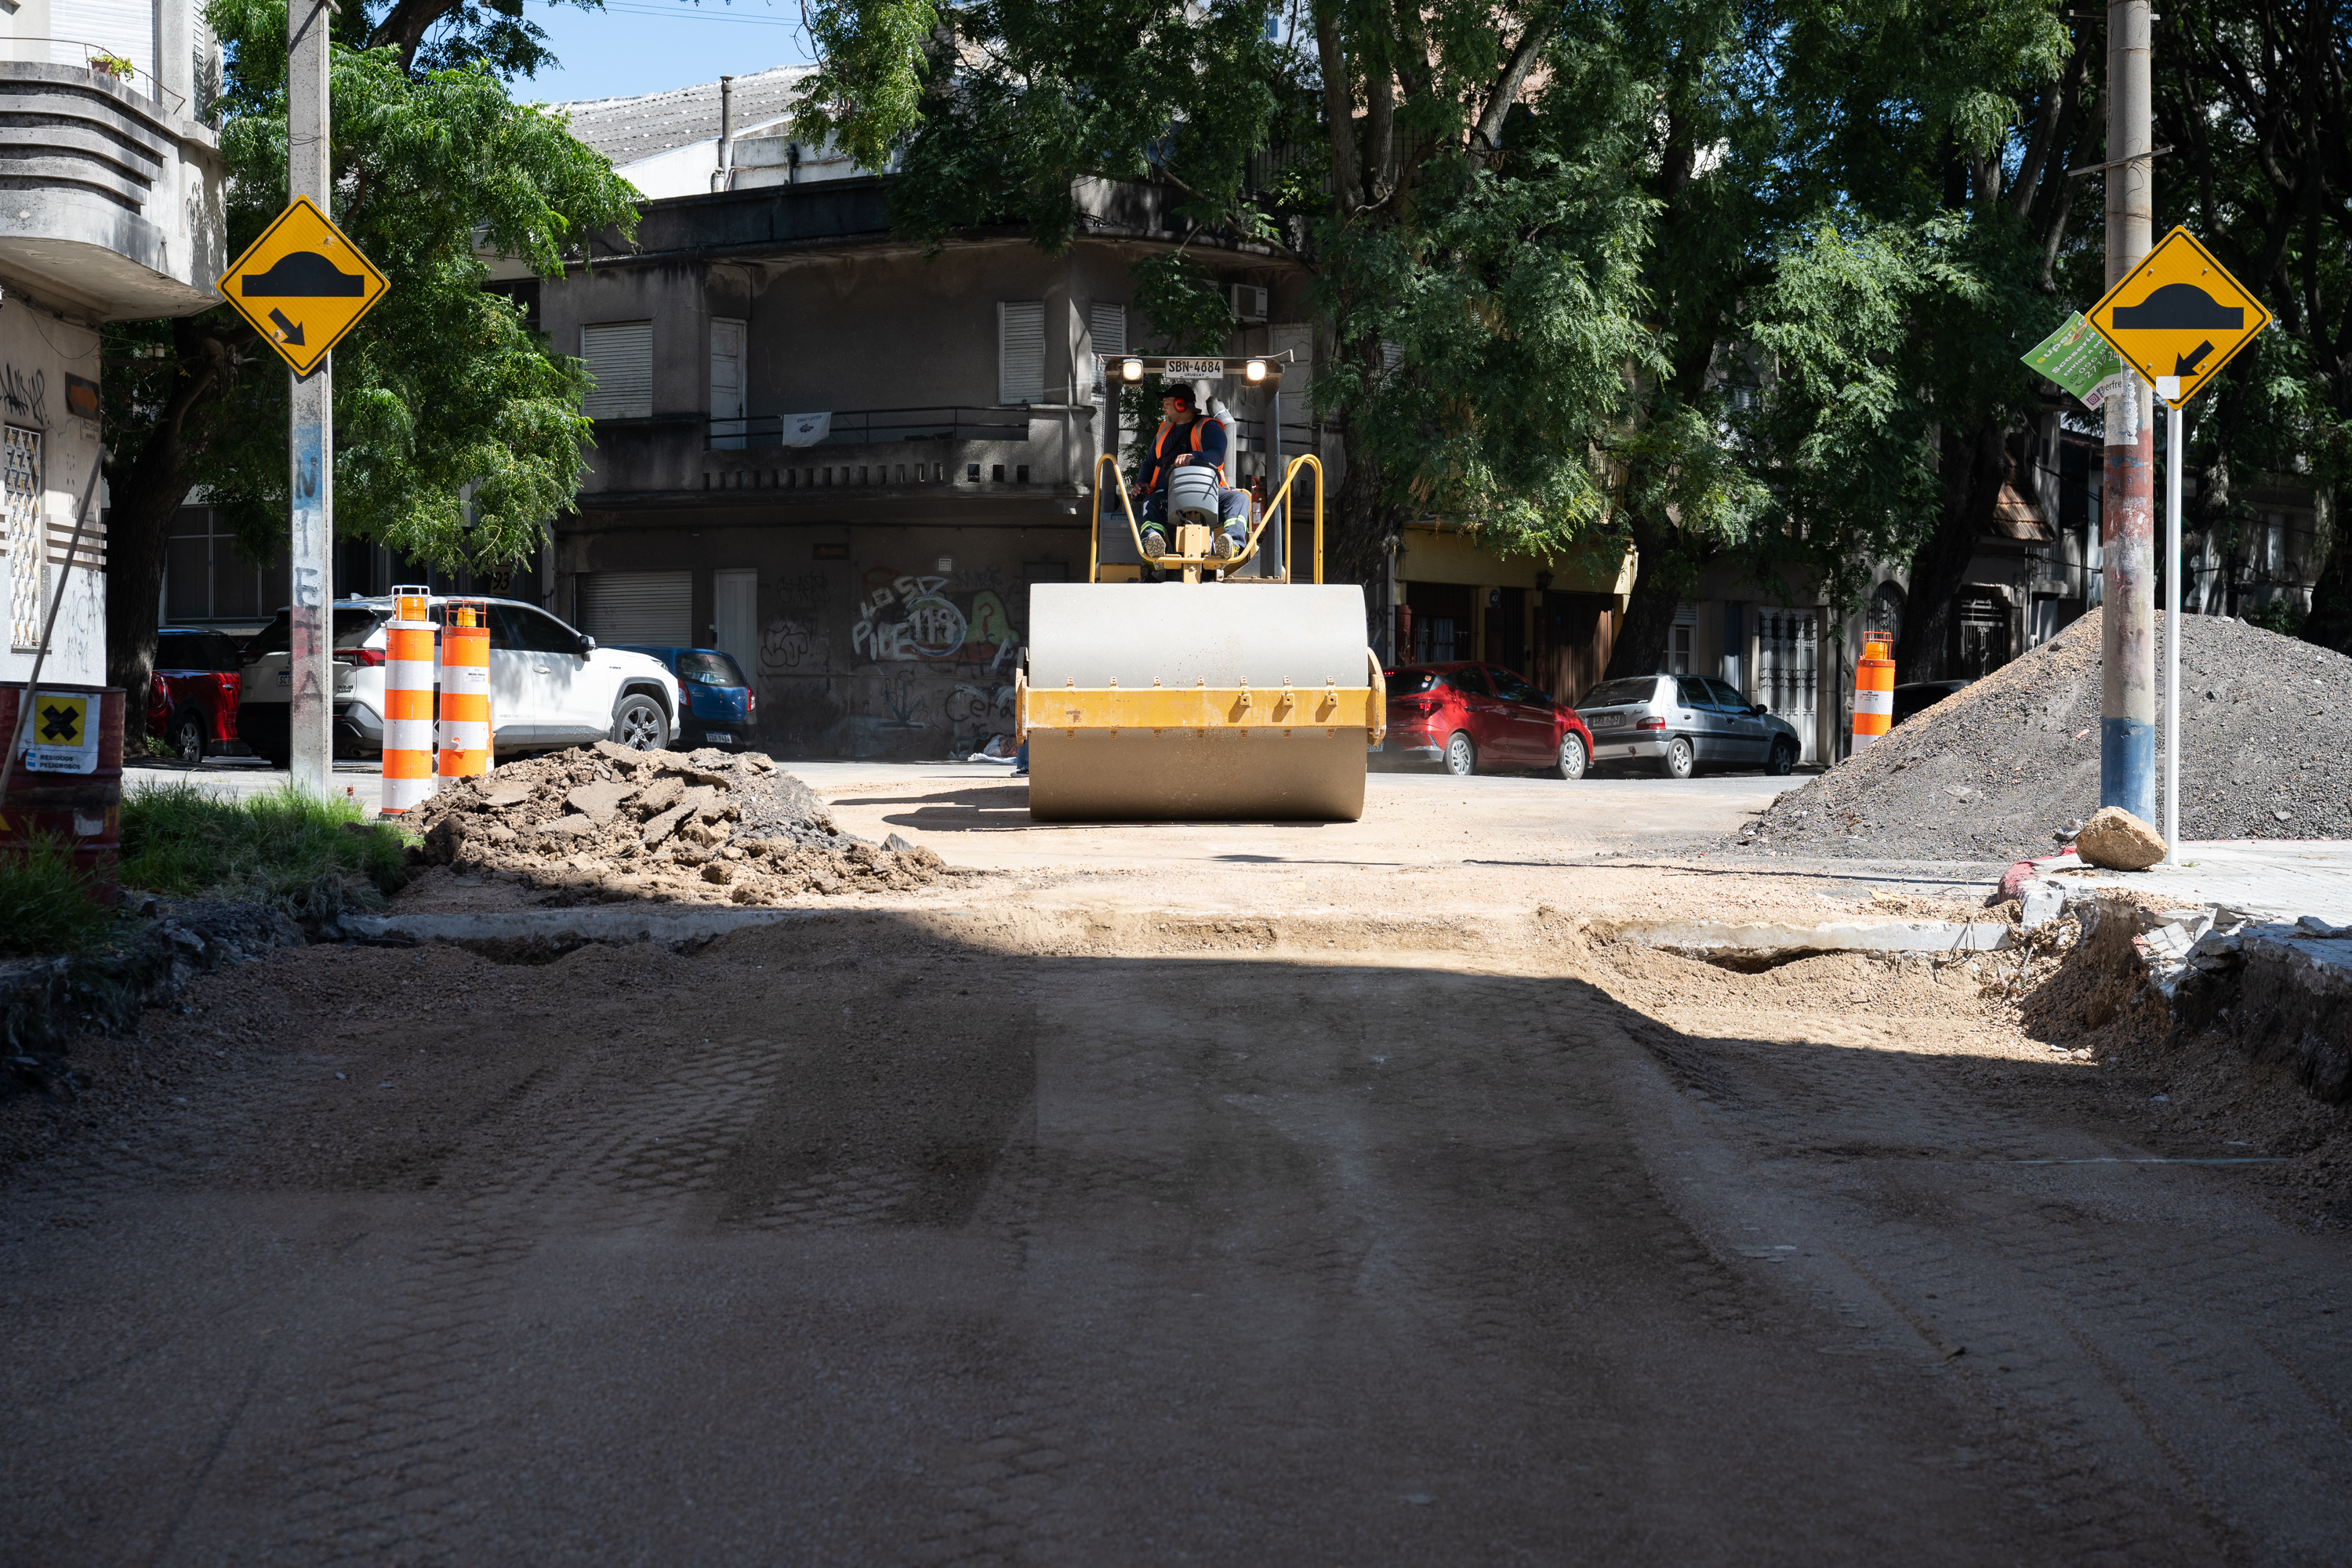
[
  {"left": 1733, "top": 612, "right": 2352, "bottom": 863},
  {"left": 405, "top": 742, "right": 946, "bottom": 902}
]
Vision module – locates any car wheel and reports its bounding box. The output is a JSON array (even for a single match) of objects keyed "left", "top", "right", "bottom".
[
  {"left": 1444, "top": 730, "right": 1477, "bottom": 777},
  {"left": 169, "top": 708, "right": 207, "bottom": 765},
  {"left": 1659, "top": 735, "right": 1695, "bottom": 779},
  {"left": 1556, "top": 731, "right": 1588, "bottom": 781},
  {"left": 610, "top": 691, "right": 668, "bottom": 750},
  {"left": 1765, "top": 738, "right": 1796, "bottom": 776}
]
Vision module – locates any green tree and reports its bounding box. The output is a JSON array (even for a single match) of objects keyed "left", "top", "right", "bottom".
[
  {"left": 2156, "top": 2, "right": 2352, "bottom": 650},
  {"left": 103, "top": 0, "right": 635, "bottom": 730}
]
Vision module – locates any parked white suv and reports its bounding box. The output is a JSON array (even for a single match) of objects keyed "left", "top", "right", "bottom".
[{"left": 237, "top": 594, "right": 685, "bottom": 768}]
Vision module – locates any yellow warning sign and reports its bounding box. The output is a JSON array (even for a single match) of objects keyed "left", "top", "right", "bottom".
[
  {"left": 2086, "top": 227, "right": 2270, "bottom": 405},
  {"left": 24, "top": 690, "right": 96, "bottom": 775},
  {"left": 215, "top": 194, "right": 389, "bottom": 376}
]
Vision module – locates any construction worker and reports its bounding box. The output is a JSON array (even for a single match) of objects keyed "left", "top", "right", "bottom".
[{"left": 1133, "top": 385, "right": 1250, "bottom": 561}]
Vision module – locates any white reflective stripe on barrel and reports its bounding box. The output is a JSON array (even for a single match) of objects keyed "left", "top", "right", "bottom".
[
  {"left": 1853, "top": 689, "right": 1893, "bottom": 717},
  {"left": 383, "top": 717, "right": 434, "bottom": 750},
  {"left": 383, "top": 776, "right": 436, "bottom": 810},
  {"left": 438, "top": 720, "right": 489, "bottom": 750},
  {"left": 444, "top": 663, "right": 488, "bottom": 693},
  {"left": 387, "top": 659, "right": 434, "bottom": 689}
]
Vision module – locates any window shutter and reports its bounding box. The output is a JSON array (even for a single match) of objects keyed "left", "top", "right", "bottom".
[
  {"left": 1089, "top": 302, "right": 1125, "bottom": 384},
  {"left": 581, "top": 321, "right": 653, "bottom": 419},
  {"left": 579, "top": 571, "right": 693, "bottom": 646},
  {"left": 998, "top": 301, "right": 1045, "bottom": 405},
  {"left": 1269, "top": 323, "right": 1313, "bottom": 405}
]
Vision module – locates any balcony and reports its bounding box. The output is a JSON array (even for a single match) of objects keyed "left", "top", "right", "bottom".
[
  {"left": 706, "top": 406, "right": 1032, "bottom": 451},
  {"left": 0, "top": 54, "right": 225, "bottom": 318}
]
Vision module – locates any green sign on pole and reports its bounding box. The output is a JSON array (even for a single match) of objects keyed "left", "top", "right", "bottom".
[{"left": 2022, "top": 312, "right": 2126, "bottom": 408}]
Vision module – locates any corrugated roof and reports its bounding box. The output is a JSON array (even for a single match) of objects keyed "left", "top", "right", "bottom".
[{"left": 555, "top": 64, "right": 816, "bottom": 168}]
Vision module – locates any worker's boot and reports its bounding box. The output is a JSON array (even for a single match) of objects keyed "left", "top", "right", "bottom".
[
  {"left": 1140, "top": 528, "right": 1169, "bottom": 558},
  {"left": 1210, "top": 530, "right": 1242, "bottom": 561}
]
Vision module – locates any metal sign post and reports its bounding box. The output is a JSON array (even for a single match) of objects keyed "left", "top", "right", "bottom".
[{"left": 2163, "top": 394, "right": 2182, "bottom": 854}]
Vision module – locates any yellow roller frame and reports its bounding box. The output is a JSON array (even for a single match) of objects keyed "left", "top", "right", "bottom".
[
  {"left": 1017, "top": 652, "right": 1386, "bottom": 745},
  {"left": 1090, "top": 452, "right": 1324, "bottom": 585}
]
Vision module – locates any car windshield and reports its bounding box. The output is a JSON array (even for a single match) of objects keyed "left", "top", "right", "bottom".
[
  {"left": 162, "top": 631, "right": 244, "bottom": 672},
  {"left": 1579, "top": 677, "right": 1661, "bottom": 709},
  {"left": 242, "top": 607, "right": 389, "bottom": 658},
  {"left": 679, "top": 652, "right": 746, "bottom": 686},
  {"left": 1387, "top": 670, "right": 1440, "bottom": 696}
]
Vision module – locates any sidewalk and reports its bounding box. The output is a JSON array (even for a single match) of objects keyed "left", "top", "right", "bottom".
[{"left": 2044, "top": 840, "right": 2352, "bottom": 926}]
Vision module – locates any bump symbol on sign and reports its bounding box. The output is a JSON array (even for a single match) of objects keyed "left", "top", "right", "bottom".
[{"left": 215, "top": 194, "right": 389, "bottom": 376}]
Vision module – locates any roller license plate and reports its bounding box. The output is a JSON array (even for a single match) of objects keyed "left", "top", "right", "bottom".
[{"left": 1162, "top": 358, "right": 1224, "bottom": 379}]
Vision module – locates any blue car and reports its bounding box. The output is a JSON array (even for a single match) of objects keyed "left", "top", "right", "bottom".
[{"left": 610, "top": 646, "right": 757, "bottom": 750}]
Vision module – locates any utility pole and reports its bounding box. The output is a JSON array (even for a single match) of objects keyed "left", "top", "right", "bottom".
[
  {"left": 287, "top": 0, "right": 334, "bottom": 794},
  {"left": 2100, "top": 0, "right": 2155, "bottom": 821}
]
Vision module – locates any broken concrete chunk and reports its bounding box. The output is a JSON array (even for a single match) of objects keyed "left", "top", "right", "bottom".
[
  {"left": 483, "top": 782, "right": 535, "bottom": 809},
  {"left": 884, "top": 832, "right": 919, "bottom": 855},
  {"left": 635, "top": 776, "right": 684, "bottom": 817},
  {"left": 542, "top": 814, "right": 601, "bottom": 838},
  {"left": 565, "top": 779, "right": 634, "bottom": 826},
  {"left": 702, "top": 861, "right": 735, "bottom": 885},
  {"left": 736, "top": 751, "right": 775, "bottom": 774},
  {"left": 676, "top": 785, "right": 720, "bottom": 822},
  {"left": 593, "top": 739, "right": 652, "bottom": 770},
  {"left": 2076, "top": 806, "right": 2167, "bottom": 871},
  {"left": 641, "top": 800, "right": 693, "bottom": 845}
]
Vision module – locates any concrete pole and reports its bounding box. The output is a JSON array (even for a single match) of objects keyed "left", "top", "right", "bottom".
[
  {"left": 2100, "top": 0, "right": 2155, "bottom": 822},
  {"left": 287, "top": 0, "right": 334, "bottom": 794}
]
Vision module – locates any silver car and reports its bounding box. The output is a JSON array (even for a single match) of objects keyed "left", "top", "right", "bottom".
[{"left": 1574, "top": 674, "right": 1801, "bottom": 778}]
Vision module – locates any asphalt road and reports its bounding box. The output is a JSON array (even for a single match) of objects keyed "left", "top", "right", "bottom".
[{"left": 5, "top": 906, "right": 2344, "bottom": 1564}]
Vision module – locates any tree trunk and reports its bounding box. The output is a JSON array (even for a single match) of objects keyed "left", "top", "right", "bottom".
[
  {"left": 2306, "top": 495, "right": 2352, "bottom": 655},
  {"left": 103, "top": 328, "right": 223, "bottom": 741},
  {"left": 1896, "top": 418, "right": 2008, "bottom": 680},
  {"left": 1602, "top": 514, "right": 1686, "bottom": 681}
]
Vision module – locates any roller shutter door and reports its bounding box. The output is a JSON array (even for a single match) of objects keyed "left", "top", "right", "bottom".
[
  {"left": 581, "top": 321, "right": 653, "bottom": 419},
  {"left": 997, "top": 301, "right": 1044, "bottom": 405},
  {"left": 580, "top": 571, "right": 691, "bottom": 646}
]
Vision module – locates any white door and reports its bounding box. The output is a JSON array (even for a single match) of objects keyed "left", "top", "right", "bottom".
[
  {"left": 713, "top": 569, "right": 757, "bottom": 685},
  {"left": 1757, "top": 609, "right": 1820, "bottom": 764},
  {"left": 710, "top": 319, "right": 746, "bottom": 448}
]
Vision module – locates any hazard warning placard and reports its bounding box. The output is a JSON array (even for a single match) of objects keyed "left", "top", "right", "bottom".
[
  {"left": 22, "top": 690, "right": 96, "bottom": 774},
  {"left": 216, "top": 194, "right": 389, "bottom": 376},
  {"left": 2085, "top": 227, "right": 2270, "bottom": 405}
]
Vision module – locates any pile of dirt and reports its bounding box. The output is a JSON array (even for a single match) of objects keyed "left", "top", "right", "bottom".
[
  {"left": 1732, "top": 611, "right": 2352, "bottom": 862},
  {"left": 404, "top": 742, "right": 946, "bottom": 903}
]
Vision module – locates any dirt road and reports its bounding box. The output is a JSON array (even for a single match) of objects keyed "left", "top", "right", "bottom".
[{"left": 7, "top": 869, "right": 2347, "bottom": 1564}]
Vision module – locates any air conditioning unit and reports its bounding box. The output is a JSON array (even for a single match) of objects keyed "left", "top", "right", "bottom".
[{"left": 1232, "top": 284, "right": 1269, "bottom": 323}]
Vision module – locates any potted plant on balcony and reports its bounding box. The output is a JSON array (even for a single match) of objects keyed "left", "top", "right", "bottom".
[{"left": 89, "top": 50, "right": 136, "bottom": 83}]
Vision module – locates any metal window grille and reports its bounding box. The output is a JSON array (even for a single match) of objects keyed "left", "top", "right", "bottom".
[
  {"left": 5, "top": 426, "right": 41, "bottom": 649},
  {"left": 1758, "top": 609, "right": 1819, "bottom": 763}
]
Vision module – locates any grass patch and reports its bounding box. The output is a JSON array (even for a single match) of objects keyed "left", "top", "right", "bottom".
[
  {"left": 0, "top": 834, "right": 117, "bottom": 957},
  {"left": 121, "top": 782, "right": 412, "bottom": 906}
]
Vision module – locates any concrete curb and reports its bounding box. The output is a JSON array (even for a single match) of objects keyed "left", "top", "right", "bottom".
[{"left": 342, "top": 907, "right": 826, "bottom": 948}]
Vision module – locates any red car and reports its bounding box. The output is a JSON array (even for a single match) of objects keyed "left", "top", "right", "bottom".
[
  {"left": 146, "top": 627, "right": 248, "bottom": 764},
  {"left": 1381, "top": 661, "right": 1592, "bottom": 779}
]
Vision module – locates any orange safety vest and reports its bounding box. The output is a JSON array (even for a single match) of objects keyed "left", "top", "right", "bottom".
[{"left": 1142, "top": 416, "right": 1226, "bottom": 492}]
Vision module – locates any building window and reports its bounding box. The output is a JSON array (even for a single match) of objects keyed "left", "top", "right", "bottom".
[
  {"left": 1668, "top": 601, "right": 1697, "bottom": 675},
  {"left": 2263, "top": 512, "right": 2287, "bottom": 575},
  {"left": 580, "top": 321, "right": 653, "bottom": 419},
  {"left": 1958, "top": 591, "right": 2009, "bottom": 678},
  {"left": 1090, "top": 302, "right": 1125, "bottom": 385},
  {"left": 998, "top": 301, "right": 1045, "bottom": 405},
  {"left": 5, "top": 426, "right": 38, "bottom": 648},
  {"left": 710, "top": 318, "right": 746, "bottom": 448},
  {"left": 165, "top": 506, "right": 287, "bottom": 625}
]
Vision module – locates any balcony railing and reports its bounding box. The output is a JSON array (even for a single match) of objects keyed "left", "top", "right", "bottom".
[
  {"left": 1, "top": 41, "right": 189, "bottom": 114},
  {"left": 707, "top": 406, "right": 1033, "bottom": 452}
]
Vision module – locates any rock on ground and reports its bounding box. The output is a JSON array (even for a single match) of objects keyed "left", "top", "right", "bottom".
[
  {"left": 403, "top": 743, "right": 945, "bottom": 904},
  {"left": 2075, "top": 806, "right": 2167, "bottom": 871},
  {"left": 1730, "top": 612, "right": 2352, "bottom": 862}
]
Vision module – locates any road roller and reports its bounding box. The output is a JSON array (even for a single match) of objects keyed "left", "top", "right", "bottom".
[{"left": 1016, "top": 358, "right": 1385, "bottom": 822}]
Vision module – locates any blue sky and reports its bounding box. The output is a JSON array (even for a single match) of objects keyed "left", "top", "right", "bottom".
[{"left": 517, "top": 0, "right": 815, "bottom": 106}]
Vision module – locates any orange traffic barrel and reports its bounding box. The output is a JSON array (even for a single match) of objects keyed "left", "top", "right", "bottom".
[
  {"left": 381, "top": 586, "right": 437, "bottom": 812},
  {"left": 1852, "top": 639, "right": 1894, "bottom": 751},
  {"left": 1, "top": 684, "right": 124, "bottom": 904},
  {"left": 437, "top": 597, "right": 492, "bottom": 779}
]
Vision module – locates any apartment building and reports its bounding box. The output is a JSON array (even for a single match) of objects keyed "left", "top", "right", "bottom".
[{"left": 0, "top": 0, "right": 223, "bottom": 685}]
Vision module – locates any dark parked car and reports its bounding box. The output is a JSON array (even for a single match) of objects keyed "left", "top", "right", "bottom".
[
  {"left": 1574, "top": 673, "right": 1803, "bottom": 778},
  {"left": 610, "top": 647, "right": 757, "bottom": 750},
  {"left": 1892, "top": 679, "right": 1971, "bottom": 726},
  {"left": 1379, "top": 661, "right": 1595, "bottom": 779},
  {"left": 146, "top": 628, "right": 249, "bottom": 764}
]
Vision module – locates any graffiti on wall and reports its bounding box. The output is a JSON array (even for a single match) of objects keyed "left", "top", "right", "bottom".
[
  {"left": 754, "top": 563, "right": 1029, "bottom": 756},
  {"left": 1, "top": 364, "right": 48, "bottom": 426}
]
